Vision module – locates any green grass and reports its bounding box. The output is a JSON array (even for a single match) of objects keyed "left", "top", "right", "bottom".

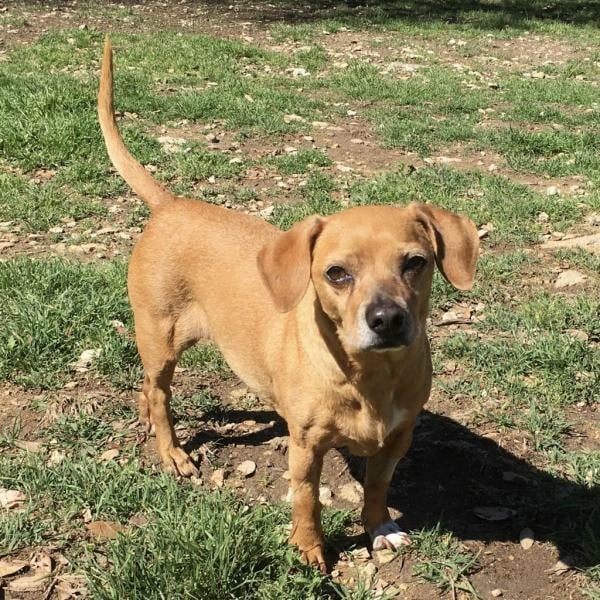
[
  {"left": 408, "top": 524, "right": 478, "bottom": 595},
  {"left": 1, "top": 4, "right": 599, "bottom": 598},
  {"left": 0, "top": 258, "right": 234, "bottom": 390},
  {"left": 0, "top": 258, "right": 137, "bottom": 389},
  {"left": 0, "top": 172, "right": 107, "bottom": 232},
  {"left": 0, "top": 454, "right": 364, "bottom": 599},
  {"left": 268, "top": 149, "right": 332, "bottom": 175}
]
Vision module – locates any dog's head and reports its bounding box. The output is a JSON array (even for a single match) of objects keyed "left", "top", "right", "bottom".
[{"left": 258, "top": 203, "right": 479, "bottom": 354}]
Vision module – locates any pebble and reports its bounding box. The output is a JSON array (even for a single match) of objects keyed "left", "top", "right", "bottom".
[{"left": 554, "top": 270, "right": 587, "bottom": 289}]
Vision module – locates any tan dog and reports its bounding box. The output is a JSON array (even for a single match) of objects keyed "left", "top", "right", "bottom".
[{"left": 98, "top": 38, "right": 479, "bottom": 571}]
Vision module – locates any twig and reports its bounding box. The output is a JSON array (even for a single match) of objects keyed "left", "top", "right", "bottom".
[{"left": 42, "top": 564, "right": 64, "bottom": 600}]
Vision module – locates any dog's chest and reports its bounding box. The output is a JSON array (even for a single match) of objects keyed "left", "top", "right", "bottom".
[{"left": 333, "top": 390, "right": 411, "bottom": 455}]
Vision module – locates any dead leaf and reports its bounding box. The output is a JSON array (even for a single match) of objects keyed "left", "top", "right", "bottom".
[
  {"left": 99, "top": 448, "right": 119, "bottom": 462},
  {"left": 473, "top": 506, "right": 516, "bottom": 521},
  {"left": 14, "top": 439, "right": 43, "bottom": 452},
  {"left": 545, "top": 556, "right": 575, "bottom": 575},
  {"left": 86, "top": 520, "right": 127, "bottom": 539},
  {"left": 7, "top": 552, "right": 52, "bottom": 592},
  {"left": 338, "top": 482, "right": 362, "bottom": 504},
  {"left": 0, "top": 559, "right": 28, "bottom": 577},
  {"left": 129, "top": 513, "right": 149, "bottom": 528},
  {"left": 55, "top": 574, "right": 88, "bottom": 600},
  {"left": 48, "top": 449, "right": 66, "bottom": 466},
  {"left": 7, "top": 570, "right": 51, "bottom": 591},
  {"left": 81, "top": 508, "right": 92, "bottom": 523},
  {"left": 237, "top": 460, "right": 256, "bottom": 477},
  {"left": 519, "top": 527, "right": 534, "bottom": 550},
  {"left": 0, "top": 488, "right": 26, "bottom": 510}
]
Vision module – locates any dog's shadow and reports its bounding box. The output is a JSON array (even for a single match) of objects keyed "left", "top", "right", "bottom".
[{"left": 186, "top": 409, "right": 598, "bottom": 572}]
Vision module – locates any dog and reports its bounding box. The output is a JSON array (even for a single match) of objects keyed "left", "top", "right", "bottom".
[{"left": 98, "top": 38, "right": 479, "bottom": 571}]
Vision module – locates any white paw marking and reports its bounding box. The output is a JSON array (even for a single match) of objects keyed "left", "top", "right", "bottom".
[{"left": 371, "top": 521, "right": 411, "bottom": 550}]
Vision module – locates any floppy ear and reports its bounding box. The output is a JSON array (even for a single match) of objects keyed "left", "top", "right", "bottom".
[
  {"left": 413, "top": 203, "right": 479, "bottom": 290},
  {"left": 257, "top": 216, "right": 324, "bottom": 312}
]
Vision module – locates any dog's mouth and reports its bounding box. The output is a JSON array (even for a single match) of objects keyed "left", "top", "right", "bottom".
[
  {"left": 354, "top": 321, "right": 418, "bottom": 353},
  {"left": 364, "top": 331, "right": 413, "bottom": 352}
]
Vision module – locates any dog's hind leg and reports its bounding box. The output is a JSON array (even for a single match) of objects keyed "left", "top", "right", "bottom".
[{"left": 135, "top": 314, "right": 199, "bottom": 478}]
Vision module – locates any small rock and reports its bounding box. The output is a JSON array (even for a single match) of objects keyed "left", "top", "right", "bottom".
[
  {"left": 537, "top": 212, "right": 549, "bottom": 223},
  {"left": 531, "top": 71, "right": 546, "bottom": 79},
  {"left": 0, "top": 488, "right": 26, "bottom": 510},
  {"left": 358, "top": 562, "right": 377, "bottom": 585},
  {"left": 554, "top": 270, "right": 587, "bottom": 289},
  {"left": 205, "top": 133, "right": 220, "bottom": 143},
  {"left": 286, "top": 67, "right": 310, "bottom": 77},
  {"left": 375, "top": 549, "right": 397, "bottom": 564},
  {"left": 63, "top": 381, "right": 78, "bottom": 390},
  {"left": 283, "top": 114, "right": 305, "bottom": 123},
  {"left": 519, "top": 527, "right": 534, "bottom": 550},
  {"left": 353, "top": 546, "right": 371, "bottom": 561},
  {"left": 74, "top": 348, "right": 102, "bottom": 371},
  {"left": 546, "top": 185, "right": 560, "bottom": 196},
  {"left": 48, "top": 449, "right": 66, "bottom": 466},
  {"left": 259, "top": 206, "right": 275, "bottom": 219},
  {"left": 491, "top": 589, "right": 503, "bottom": 597},
  {"left": 49, "top": 226, "right": 64, "bottom": 234},
  {"left": 566, "top": 329, "right": 589, "bottom": 342},
  {"left": 237, "top": 460, "right": 256, "bottom": 477},
  {"left": 585, "top": 213, "right": 600, "bottom": 226},
  {"left": 211, "top": 468, "right": 225, "bottom": 488},
  {"left": 157, "top": 135, "right": 186, "bottom": 154},
  {"left": 284, "top": 145, "right": 297, "bottom": 154},
  {"left": 319, "top": 486, "right": 333, "bottom": 506}
]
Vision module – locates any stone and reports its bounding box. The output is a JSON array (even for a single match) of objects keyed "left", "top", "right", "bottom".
[{"left": 554, "top": 270, "right": 587, "bottom": 289}]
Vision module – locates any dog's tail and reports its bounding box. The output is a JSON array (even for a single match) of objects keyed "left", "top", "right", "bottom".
[{"left": 98, "top": 37, "right": 174, "bottom": 210}]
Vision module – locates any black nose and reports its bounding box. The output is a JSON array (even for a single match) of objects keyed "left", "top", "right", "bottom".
[{"left": 365, "top": 297, "right": 406, "bottom": 337}]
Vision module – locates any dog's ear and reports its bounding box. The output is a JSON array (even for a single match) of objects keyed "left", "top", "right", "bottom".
[
  {"left": 413, "top": 203, "right": 479, "bottom": 290},
  {"left": 257, "top": 216, "right": 324, "bottom": 312}
]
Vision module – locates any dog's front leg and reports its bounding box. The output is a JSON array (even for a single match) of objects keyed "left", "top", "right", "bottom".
[
  {"left": 362, "top": 426, "right": 414, "bottom": 551},
  {"left": 288, "top": 436, "right": 327, "bottom": 572}
]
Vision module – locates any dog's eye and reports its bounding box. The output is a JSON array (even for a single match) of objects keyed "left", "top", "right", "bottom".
[
  {"left": 403, "top": 255, "right": 427, "bottom": 273},
  {"left": 325, "top": 265, "right": 352, "bottom": 285}
]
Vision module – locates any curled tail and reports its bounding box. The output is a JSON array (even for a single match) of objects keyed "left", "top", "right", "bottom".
[{"left": 98, "top": 37, "right": 174, "bottom": 209}]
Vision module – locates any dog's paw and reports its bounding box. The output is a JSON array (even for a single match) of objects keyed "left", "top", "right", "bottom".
[
  {"left": 164, "top": 447, "right": 199, "bottom": 478},
  {"left": 300, "top": 545, "right": 327, "bottom": 574},
  {"left": 370, "top": 521, "right": 411, "bottom": 551}
]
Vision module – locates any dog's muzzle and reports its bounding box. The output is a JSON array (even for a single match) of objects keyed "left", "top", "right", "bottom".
[{"left": 364, "top": 296, "right": 413, "bottom": 349}]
